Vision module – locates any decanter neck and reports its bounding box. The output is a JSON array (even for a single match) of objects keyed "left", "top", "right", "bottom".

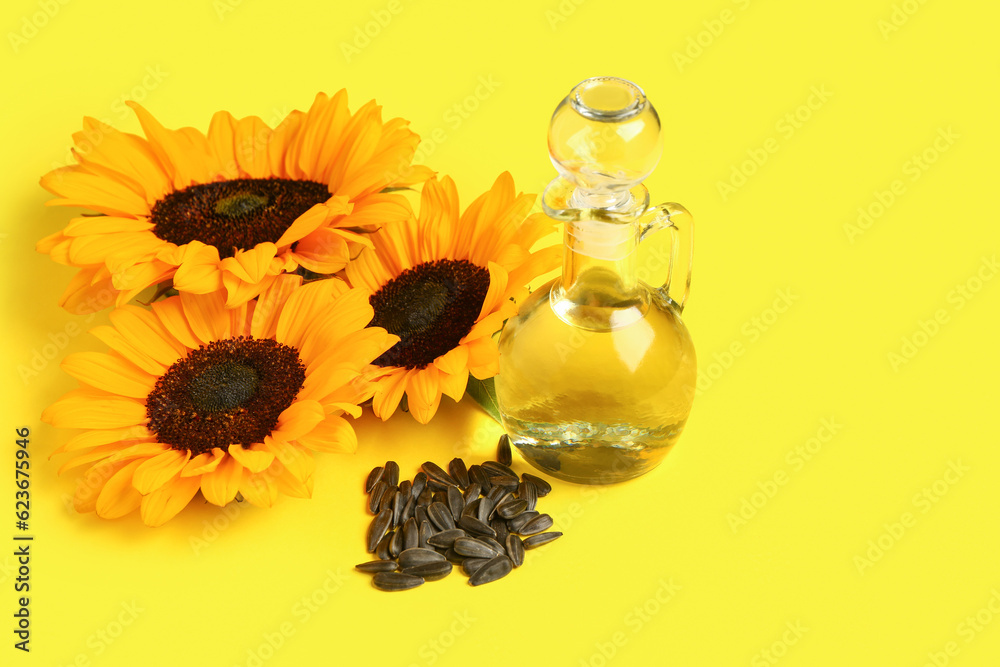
[{"left": 559, "top": 218, "right": 641, "bottom": 300}]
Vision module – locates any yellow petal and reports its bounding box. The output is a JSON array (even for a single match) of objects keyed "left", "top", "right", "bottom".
[
  {"left": 95, "top": 459, "right": 144, "bottom": 519},
  {"left": 268, "top": 400, "right": 326, "bottom": 443},
  {"left": 295, "top": 415, "right": 358, "bottom": 453},
  {"left": 181, "top": 447, "right": 227, "bottom": 476},
  {"left": 132, "top": 449, "right": 190, "bottom": 494},
  {"left": 227, "top": 444, "right": 275, "bottom": 473},
  {"left": 199, "top": 456, "right": 244, "bottom": 506},
  {"left": 42, "top": 391, "right": 146, "bottom": 430},
  {"left": 239, "top": 470, "right": 278, "bottom": 508},
  {"left": 139, "top": 475, "right": 202, "bottom": 526}
]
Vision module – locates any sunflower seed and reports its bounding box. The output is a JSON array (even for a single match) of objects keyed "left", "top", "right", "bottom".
[
  {"left": 497, "top": 434, "right": 512, "bottom": 466},
  {"left": 383, "top": 460, "right": 400, "bottom": 487},
  {"left": 462, "top": 498, "right": 480, "bottom": 520},
  {"left": 447, "top": 457, "right": 471, "bottom": 488},
  {"left": 468, "top": 465, "right": 492, "bottom": 493},
  {"left": 462, "top": 483, "right": 481, "bottom": 504},
  {"left": 469, "top": 555, "right": 513, "bottom": 586},
  {"left": 523, "top": 532, "right": 562, "bottom": 549},
  {"left": 365, "top": 466, "right": 384, "bottom": 493},
  {"left": 411, "top": 472, "right": 427, "bottom": 499},
  {"left": 398, "top": 547, "right": 446, "bottom": 569},
  {"left": 428, "top": 502, "right": 456, "bottom": 531},
  {"left": 505, "top": 535, "right": 525, "bottom": 566},
  {"left": 426, "top": 528, "right": 466, "bottom": 549},
  {"left": 399, "top": 479, "right": 412, "bottom": 499},
  {"left": 368, "top": 481, "right": 388, "bottom": 513},
  {"left": 484, "top": 485, "right": 508, "bottom": 505},
  {"left": 507, "top": 511, "right": 539, "bottom": 533},
  {"left": 389, "top": 528, "right": 404, "bottom": 558},
  {"left": 367, "top": 508, "right": 392, "bottom": 553},
  {"left": 458, "top": 515, "right": 496, "bottom": 538},
  {"left": 522, "top": 473, "right": 552, "bottom": 497},
  {"left": 462, "top": 558, "right": 490, "bottom": 576},
  {"left": 372, "top": 572, "right": 424, "bottom": 591},
  {"left": 480, "top": 536, "right": 506, "bottom": 556},
  {"left": 401, "top": 494, "right": 416, "bottom": 523},
  {"left": 392, "top": 489, "right": 405, "bottom": 527},
  {"left": 403, "top": 517, "right": 419, "bottom": 551},
  {"left": 379, "top": 487, "right": 397, "bottom": 515},
  {"left": 517, "top": 480, "right": 537, "bottom": 511},
  {"left": 356, "top": 560, "right": 399, "bottom": 573},
  {"left": 519, "top": 513, "right": 554, "bottom": 536},
  {"left": 402, "top": 560, "right": 453, "bottom": 582},
  {"left": 482, "top": 460, "right": 517, "bottom": 479},
  {"left": 414, "top": 506, "right": 429, "bottom": 527},
  {"left": 490, "top": 517, "right": 509, "bottom": 543},
  {"left": 497, "top": 498, "right": 528, "bottom": 520},
  {"left": 421, "top": 461, "right": 457, "bottom": 489},
  {"left": 418, "top": 520, "right": 433, "bottom": 549},
  {"left": 475, "top": 495, "right": 491, "bottom": 523},
  {"left": 445, "top": 547, "right": 465, "bottom": 564},
  {"left": 417, "top": 488, "right": 434, "bottom": 507},
  {"left": 446, "top": 486, "right": 465, "bottom": 521},
  {"left": 376, "top": 533, "right": 392, "bottom": 560},
  {"left": 489, "top": 475, "right": 519, "bottom": 491},
  {"left": 454, "top": 537, "right": 500, "bottom": 559}
]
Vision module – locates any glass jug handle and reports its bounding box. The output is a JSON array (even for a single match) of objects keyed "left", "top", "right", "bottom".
[{"left": 639, "top": 202, "right": 694, "bottom": 312}]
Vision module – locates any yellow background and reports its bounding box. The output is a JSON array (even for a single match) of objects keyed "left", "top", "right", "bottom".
[{"left": 2, "top": 0, "right": 998, "bottom": 665}]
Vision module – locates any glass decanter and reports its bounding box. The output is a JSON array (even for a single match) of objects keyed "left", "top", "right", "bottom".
[{"left": 495, "top": 76, "right": 697, "bottom": 484}]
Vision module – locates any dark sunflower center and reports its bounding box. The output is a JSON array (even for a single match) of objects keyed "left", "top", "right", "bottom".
[
  {"left": 150, "top": 178, "right": 331, "bottom": 259},
  {"left": 146, "top": 337, "right": 306, "bottom": 455},
  {"left": 369, "top": 259, "right": 491, "bottom": 369}
]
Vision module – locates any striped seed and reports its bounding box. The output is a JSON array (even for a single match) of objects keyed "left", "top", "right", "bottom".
[
  {"left": 468, "top": 465, "right": 492, "bottom": 493},
  {"left": 375, "top": 533, "right": 392, "bottom": 561},
  {"left": 445, "top": 547, "right": 465, "bottom": 565},
  {"left": 454, "top": 537, "right": 500, "bottom": 559},
  {"left": 489, "top": 475, "right": 519, "bottom": 491},
  {"left": 522, "top": 473, "right": 552, "bottom": 497},
  {"left": 426, "top": 528, "right": 466, "bottom": 549},
  {"left": 482, "top": 460, "right": 517, "bottom": 479},
  {"left": 517, "top": 480, "right": 537, "bottom": 511},
  {"left": 490, "top": 517, "right": 509, "bottom": 543},
  {"left": 477, "top": 496, "right": 493, "bottom": 524},
  {"left": 507, "top": 511, "right": 539, "bottom": 533},
  {"left": 356, "top": 560, "right": 399, "bottom": 573},
  {"left": 417, "top": 487, "right": 434, "bottom": 507},
  {"left": 462, "top": 483, "right": 481, "bottom": 504},
  {"left": 389, "top": 528, "right": 404, "bottom": 558},
  {"left": 414, "top": 506, "right": 429, "bottom": 528},
  {"left": 468, "top": 555, "right": 513, "bottom": 586},
  {"left": 379, "top": 487, "right": 396, "bottom": 515},
  {"left": 372, "top": 572, "right": 424, "bottom": 591},
  {"left": 402, "top": 561, "right": 453, "bottom": 582},
  {"left": 392, "top": 488, "right": 405, "bottom": 527},
  {"left": 399, "top": 479, "right": 412, "bottom": 499},
  {"left": 505, "top": 535, "right": 525, "bottom": 566},
  {"left": 448, "top": 457, "right": 471, "bottom": 488},
  {"left": 480, "top": 536, "right": 506, "bottom": 556},
  {"left": 411, "top": 472, "right": 427, "bottom": 499},
  {"left": 365, "top": 466, "right": 384, "bottom": 493},
  {"left": 523, "top": 532, "right": 562, "bottom": 549},
  {"left": 462, "top": 558, "right": 490, "bottom": 577},
  {"left": 366, "top": 508, "right": 392, "bottom": 553},
  {"left": 403, "top": 517, "right": 419, "bottom": 551},
  {"left": 458, "top": 515, "right": 497, "bottom": 538},
  {"left": 497, "top": 499, "right": 528, "bottom": 520},
  {"left": 428, "top": 502, "right": 456, "bottom": 531},
  {"left": 497, "top": 434, "right": 512, "bottom": 466},
  {"left": 384, "top": 460, "right": 400, "bottom": 488},
  {"left": 368, "top": 481, "right": 388, "bottom": 514},
  {"left": 401, "top": 494, "right": 416, "bottom": 524},
  {"left": 519, "top": 513, "right": 554, "bottom": 536},
  {"left": 398, "top": 547, "right": 446, "bottom": 569},
  {"left": 447, "top": 486, "right": 465, "bottom": 521},
  {"left": 462, "top": 498, "right": 481, "bottom": 519},
  {"left": 421, "top": 461, "right": 457, "bottom": 489},
  {"left": 418, "top": 520, "right": 434, "bottom": 549}
]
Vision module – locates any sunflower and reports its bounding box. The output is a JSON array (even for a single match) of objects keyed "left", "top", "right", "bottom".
[
  {"left": 42, "top": 275, "right": 396, "bottom": 526},
  {"left": 37, "top": 91, "right": 433, "bottom": 312},
  {"left": 344, "top": 173, "right": 560, "bottom": 424}
]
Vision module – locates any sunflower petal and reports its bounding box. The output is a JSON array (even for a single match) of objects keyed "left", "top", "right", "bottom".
[
  {"left": 227, "top": 444, "right": 275, "bottom": 473},
  {"left": 132, "top": 449, "right": 190, "bottom": 494},
  {"left": 139, "top": 474, "right": 202, "bottom": 526},
  {"left": 295, "top": 415, "right": 358, "bottom": 453},
  {"left": 199, "top": 456, "right": 244, "bottom": 506},
  {"left": 95, "top": 459, "right": 144, "bottom": 519}
]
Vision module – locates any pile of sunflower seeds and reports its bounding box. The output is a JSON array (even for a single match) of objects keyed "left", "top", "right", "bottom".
[{"left": 356, "top": 435, "right": 562, "bottom": 591}]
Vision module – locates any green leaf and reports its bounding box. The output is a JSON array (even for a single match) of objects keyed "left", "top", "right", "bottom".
[{"left": 465, "top": 376, "right": 502, "bottom": 423}]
